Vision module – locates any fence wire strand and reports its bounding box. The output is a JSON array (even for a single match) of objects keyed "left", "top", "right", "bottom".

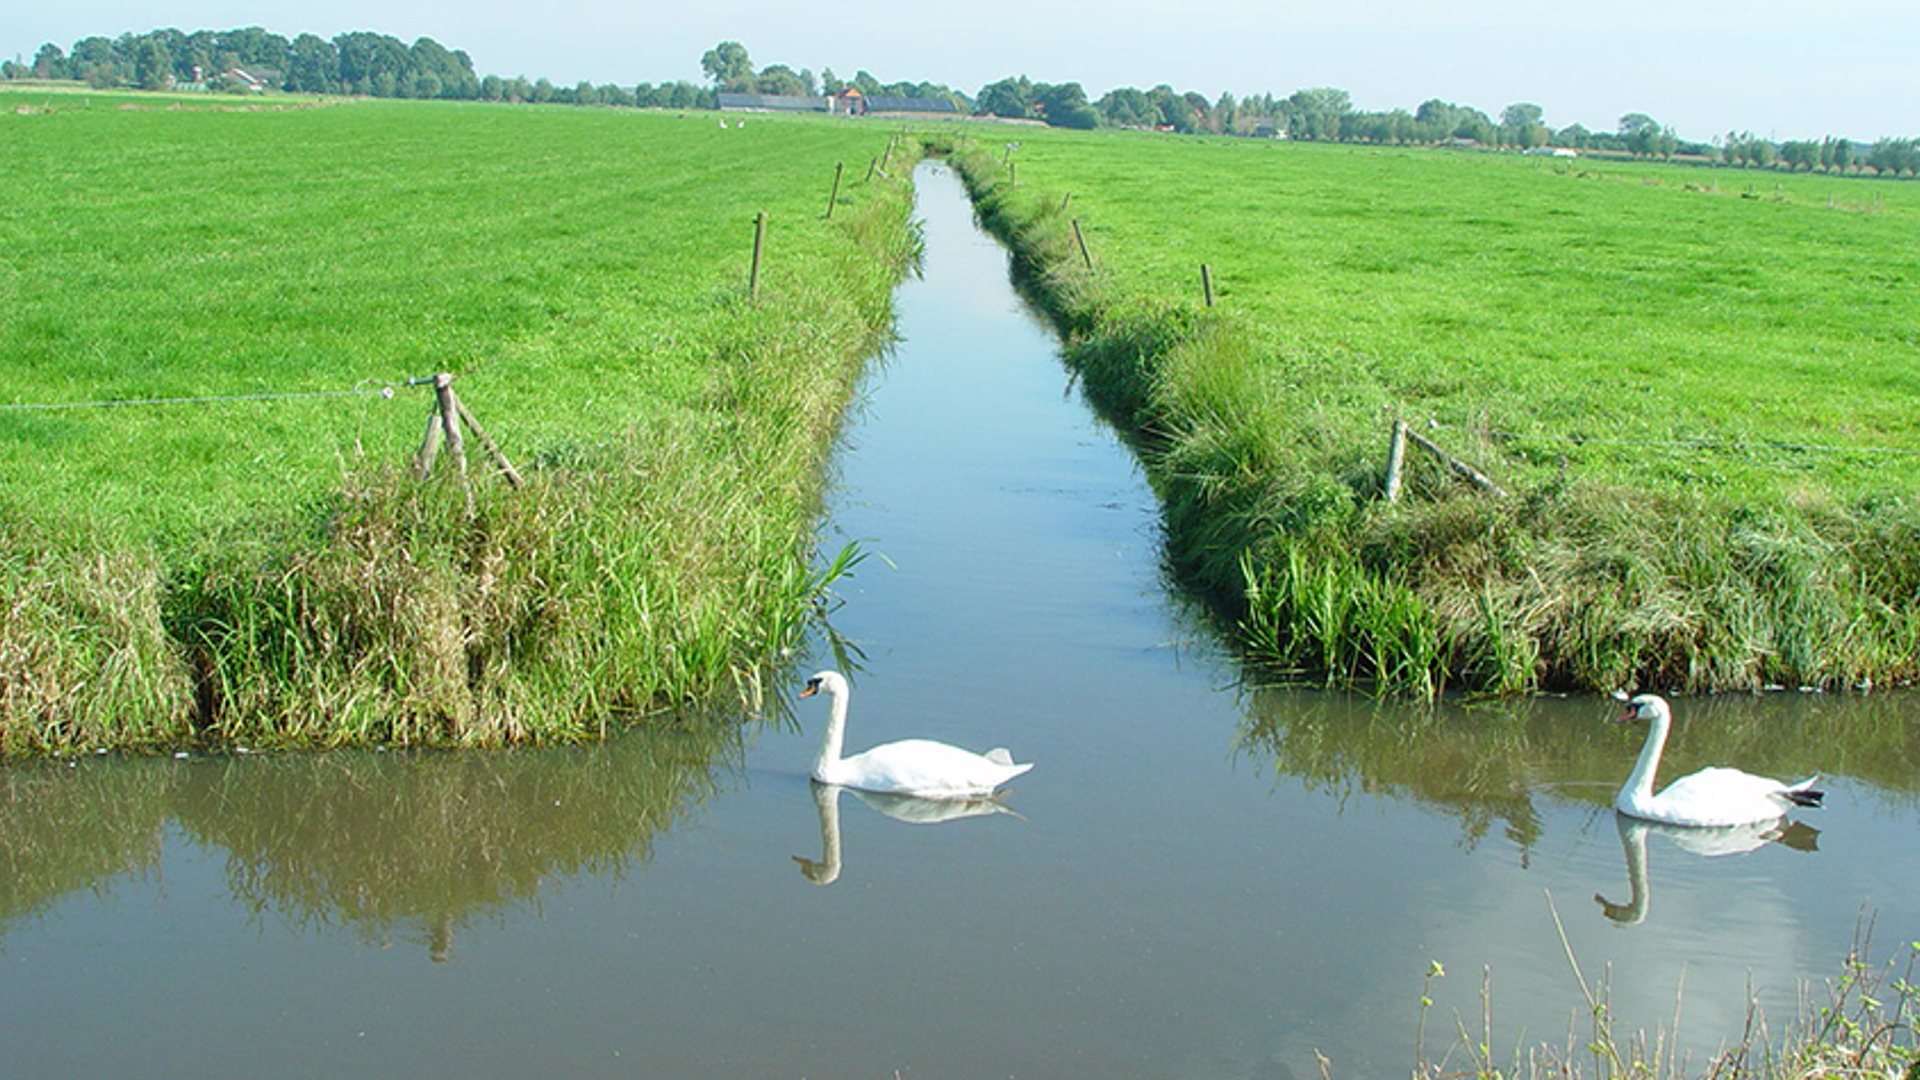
[{"left": 0, "top": 379, "right": 418, "bottom": 412}]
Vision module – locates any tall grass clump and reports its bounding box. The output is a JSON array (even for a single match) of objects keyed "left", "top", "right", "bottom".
[
  {"left": 0, "top": 516, "right": 193, "bottom": 754},
  {"left": 941, "top": 131, "right": 1920, "bottom": 698}
]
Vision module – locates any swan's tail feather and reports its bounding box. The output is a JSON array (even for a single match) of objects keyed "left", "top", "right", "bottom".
[
  {"left": 1783, "top": 777, "right": 1825, "bottom": 808},
  {"left": 985, "top": 747, "right": 1016, "bottom": 766}
]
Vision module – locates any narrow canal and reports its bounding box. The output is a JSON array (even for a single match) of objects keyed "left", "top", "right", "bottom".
[{"left": 2, "top": 161, "right": 1916, "bottom": 1080}]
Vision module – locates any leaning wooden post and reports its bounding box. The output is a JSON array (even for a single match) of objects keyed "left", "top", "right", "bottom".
[
  {"left": 416, "top": 402, "right": 444, "bottom": 479},
  {"left": 866, "top": 156, "right": 878, "bottom": 182},
  {"left": 1385, "top": 419, "right": 1408, "bottom": 504},
  {"left": 1406, "top": 426, "right": 1507, "bottom": 497},
  {"left": 1201, "top": 263, "right": 1216, "bottom": 307},
  {"left": 825, "top": 162, "right": 843, "bottom": 219},
  {"left": 749, "top": 211, "right": 767, "bottom": 300},
  {"left": 1071, "top": 218, "right": 1094, "bottom": 271},
  {"left": 454, "top": 397, "right": 524, "bottom": 489}
]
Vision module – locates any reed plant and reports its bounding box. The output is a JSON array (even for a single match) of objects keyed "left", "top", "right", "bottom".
[{"left": 938, "top": 131, "right": 1920, "bottom": 698}]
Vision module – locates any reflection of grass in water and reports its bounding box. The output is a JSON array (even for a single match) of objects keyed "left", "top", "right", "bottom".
[
  {"left": 0, "top": 757, "right": 175, "bottom": 934},
  {"left": 170, "top": 718, "right": 739, "bottom": 958},
  {"left": 1237, "top": 689, "right": 1920, "bottom": 851},
  {"left": 1404, "top": 911, "right": 1920, "bottom": 1080}
]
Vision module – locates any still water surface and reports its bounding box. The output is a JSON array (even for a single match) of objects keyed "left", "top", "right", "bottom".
[{"left": 3, "top": 162, "right": 1917, "bottom": 1079}]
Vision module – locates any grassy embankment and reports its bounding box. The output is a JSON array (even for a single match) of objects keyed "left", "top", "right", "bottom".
[
  {"left": 938, "top": 130, "right": 1920, "bottom": 698},
  {"left": 0, "top": 91, "right": 920, "bottom": 753}
]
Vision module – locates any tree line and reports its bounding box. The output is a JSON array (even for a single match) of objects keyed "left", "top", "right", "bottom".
[
  {"left": 697, "top": 40, "right": 968, "bottom": 108},
  {"left": 8, "top": 29, "right": 1914, "bottom": 177},
  {"left": 2, "top": 26, "right": 715, "bottom": 108}
]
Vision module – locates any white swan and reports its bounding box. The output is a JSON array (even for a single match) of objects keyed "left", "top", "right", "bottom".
[
  {"left": 1612, "top": 693, "right": 1824, "bottom": 827},
  {"left": 799, "top": 670, "right": 1033, "bottom": 799}
]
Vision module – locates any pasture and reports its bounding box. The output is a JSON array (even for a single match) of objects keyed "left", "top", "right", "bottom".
[
  {"left": 0, "top": 91, "right": 915, "bottom": 750},
  {"left": 1, "top": 91, "right": 900, "bottom": 538},
  {"left": 941, "top": 129, "right": 1920, "bottom": 695}
]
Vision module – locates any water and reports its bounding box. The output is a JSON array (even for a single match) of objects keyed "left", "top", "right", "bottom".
[{"left": 3, "top": 162, "right": 1917, "bottom": 1079}]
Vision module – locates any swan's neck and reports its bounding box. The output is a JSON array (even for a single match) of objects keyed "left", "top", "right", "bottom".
[
  {"left": 813, "top": 687, "right": 848, "bottom": 780},
  {"left": 1598, "top": 816, "right": 1651, "bottom": 924},
  {"left": 1620, "top": 704, "right": 1671, "bottom": 805},
  {"left": 796, "top": 782, "right": 843, "bottom": 885}
]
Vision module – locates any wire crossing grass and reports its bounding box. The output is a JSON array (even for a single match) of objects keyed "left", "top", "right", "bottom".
[
  {"left": 0, "top": 94, "right": 918, "bottom": 753},
  {"left": 937, "top": 130, "right": 1920, "bottom": 698}
]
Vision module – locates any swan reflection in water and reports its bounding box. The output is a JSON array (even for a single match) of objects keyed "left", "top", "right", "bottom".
[
  {"left": 1594, "top": 811, "right": 1819, "bottom": 925},
  {"left": 794, "top": 780, "right": 1021, "bottom": 885}
]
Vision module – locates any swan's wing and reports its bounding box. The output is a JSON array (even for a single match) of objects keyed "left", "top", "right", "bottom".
[
  {"left": 841, "top": 739, "right": 1031, "bottom": 798},
  {"left": 1651, "top": 767, "right": 1812, "bottom": 826},
  {"left": 984, "top": 747, "right": 1015, "bottom": 766}
]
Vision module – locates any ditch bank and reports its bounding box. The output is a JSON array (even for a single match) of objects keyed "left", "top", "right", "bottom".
[{"left": 935, "top": 135, "right": 1920, "bottom": 699}]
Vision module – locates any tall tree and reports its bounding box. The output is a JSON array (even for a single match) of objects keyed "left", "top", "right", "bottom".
[
  {"left": 1500, "top": 102, "right": 1544, "bottom": 129},
  {"left": 754, "top": 63, "right": 810, "bottom": 96},
  {"left": 133, "top": 37, "right": 172, "bottom": 90},
  {"left": 699, "top": 41, "right": 753, "bottom": 91},
  {"left": 976, "top": 76, "right": 1036, "bottom": 120}
]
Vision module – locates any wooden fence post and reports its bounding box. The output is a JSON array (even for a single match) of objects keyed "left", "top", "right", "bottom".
[
  {"left": 1386, "top": 419, "right": 1507, "bottom": 501},
  {"left": 1071, "top": 218, "right": 1094, "bottom": 271},
  {"left": 416, "top": 401, "right": 444, "bottom": 478},
  {"left": 826, "top": 162, "right": 843, "bottom": 219},
  {"left": 433, "top": 372, "right": 468, "bottom": 481},
  {"left": 1385, "top": 420, "right": 1408, "bottom": 504},
  {"left": 749, "top": 211, "right": 767, "bottom": 300},
  {"left": 414, "top": 374, "right": 523, "bottom": 492},
  {"left": 1201, "top": 263, "right": 1216, "bottom": 307}
]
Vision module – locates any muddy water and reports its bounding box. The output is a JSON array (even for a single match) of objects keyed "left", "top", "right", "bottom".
[{"left": 2, "top": 162, "right": 1916, "bottom": 1080}]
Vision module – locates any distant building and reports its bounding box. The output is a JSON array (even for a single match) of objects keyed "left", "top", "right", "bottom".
[
  {"left": 863, "top": 96, "right": 960, "bottom": 117},
  {"left": 716, "top": 92, "right": 829, "bottom": 113},
  {"left": 716, "top": 88, "right": 961, "bottom": 118}
]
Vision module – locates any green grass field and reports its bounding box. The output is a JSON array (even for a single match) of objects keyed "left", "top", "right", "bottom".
[
  {"left": 1003, "top": 130, "right": 1920, "bottom": 502},
  {"left": 1, "top": 91, "right": 901, "bottom": 539},
  {"left": 941, "top": 128, "right": 1920, "bottom": 696},
  {"left": 1, "top": 90, "right": 917, "bottom": 751}
]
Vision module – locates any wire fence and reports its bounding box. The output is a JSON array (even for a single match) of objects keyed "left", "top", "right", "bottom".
[
  {"left": 0, "top": 376, "right": 431, "bottom": 412},
  {"left": 1457, "top": 423, "right": 1920, "bottom": 459}
]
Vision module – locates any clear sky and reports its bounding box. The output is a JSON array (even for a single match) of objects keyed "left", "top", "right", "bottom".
[{"left": 10, "top": 0, "right": 1916, "bottom": 143}]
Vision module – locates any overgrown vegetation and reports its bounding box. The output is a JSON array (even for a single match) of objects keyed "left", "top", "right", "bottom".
[
  {"left": 938, "top": 130, "right": 1920, "bottom": 698},
  {"left": 0, "top": 96, "right": 918, "bottom": 753},
  {"left": 1402, "top": 914, "right": 1920, "bottom": 1080}
]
